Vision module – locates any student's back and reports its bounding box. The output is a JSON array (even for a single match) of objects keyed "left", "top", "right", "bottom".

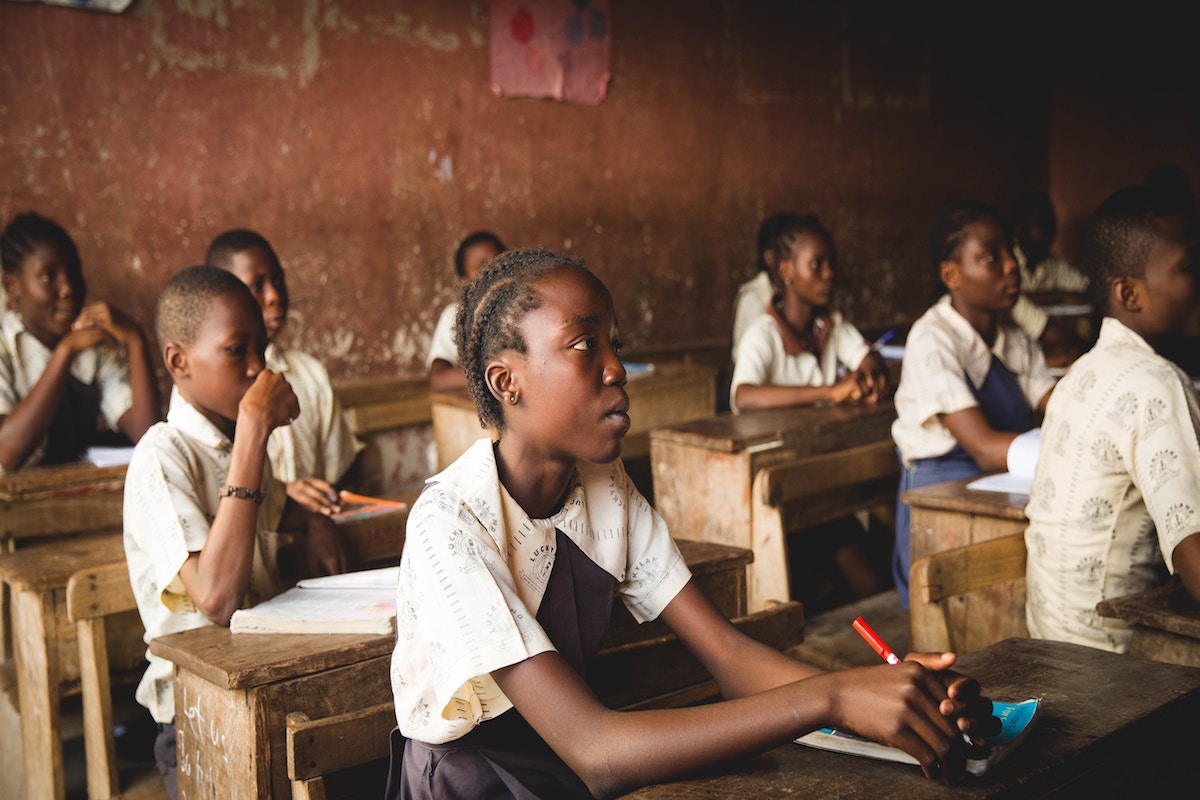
[{"left": 1024, "top": 186, "right": 1200, "bottom": 653}]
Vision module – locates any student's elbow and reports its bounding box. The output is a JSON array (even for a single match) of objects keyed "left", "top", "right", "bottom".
[
  {"left": 1173, "top": 534, "right": 1200, "bottom": 602},
  {"left": 189, "top": 586, "right": 243, "bottom": 627}
]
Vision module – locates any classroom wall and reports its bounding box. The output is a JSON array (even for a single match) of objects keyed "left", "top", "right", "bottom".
[
  {"left": 1048, "top": 4, "right": 1200, "bottom": 267},
  {"left": 0, "top": 0, "right": 1054, "bottom": 385}
]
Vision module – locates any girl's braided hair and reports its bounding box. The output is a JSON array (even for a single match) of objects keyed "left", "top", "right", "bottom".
[{"left": 455, "top": 247, "right": 588, "bottom": 429}]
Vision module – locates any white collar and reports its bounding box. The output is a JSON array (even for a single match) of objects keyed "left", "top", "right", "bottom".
[{"left": 166, "top": 387, "right": 233, "bottom": 451}]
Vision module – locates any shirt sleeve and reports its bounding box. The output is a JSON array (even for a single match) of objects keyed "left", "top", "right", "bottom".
[
  {"left": 731, "top": 287, "right": 768, "bottom": 361},
  {"left": 613, "top": 463, "right": 690, "bottom": 623},
  {"left": 0, "top": 346, "right": 17, "bottom": 415},
  {"left": 95, "top": 343, "right": 134, "bottom": 431},
  {"left": 393, "top": 485, "right": 555, "bottom": 741},
  {"left": 1011, "top": 295, "right": 1048, "bottom": 341},
  {"left": 1130, "top": 372, "right": 1200, "bottom": 573},
  {"left": 1017, "top": 336, "right": 1057, "bottom": 410},
  {"left": 900, "top": 320, "right": 980, "bottom": 426},
  {"left": 831, "top": 316, "right": 871, "bottom": 371},
  {"left": 728, "top": 318, "right": 775, "bottom": 412},
  {"left": 304, "top": 356, "right": 362, "bottom": 483},
  {"left": 426, "top": 304, "right": 459, "bottom": 368}
]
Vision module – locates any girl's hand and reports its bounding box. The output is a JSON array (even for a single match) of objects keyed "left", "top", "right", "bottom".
[
  {"left": 856, "top": 352, "right": 892, "bottom": 403},
  {"left": 903, "top": 652, "right": 1000, "bottom": 744},
  {"left": 829, "top": 371, "right": 864, "bottom": 404},
  {"left": 72, "top": 301, "right": 142, "bottom": 346},
  {"left": 824, "top": 660, "right": 983, "bottom": 783},
  {"left": 287, "top": 477, "right": 342, "bottom": 516}
]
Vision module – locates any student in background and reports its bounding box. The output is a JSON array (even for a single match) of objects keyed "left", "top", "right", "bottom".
[
  {"left": 892, "top": 203, "right": 1056, "bottom": 608},
  {"left": 731, "top": 212, "right": 788, "bottom": 360},
  {"left": 730, "top": 212, "right": 889, "bottom": 413},
  {"left": 1025, "top": 186, "right": 1200, "bottom": 653},
  {"left": 0, "top": 212, "right": 159, "bottom": 471},
  {"left": 427, "top": 230, "right": 506, "bottom": 392},
  {"left": 1008, "top": 192, "right": 1088, "bottom": 367},
  {"left": 124, "top": 266, "right": 344, "bottom": 799},
  {"left": 387, "top": 248, "right": 998, "bottom": 799},
  {"left": 206, "top": 230, "right": 362, "bottom": 518}
]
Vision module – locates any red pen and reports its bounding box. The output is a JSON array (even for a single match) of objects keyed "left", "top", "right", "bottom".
[{"left": 853, "top": 616, "right": 901, "bottom": 665}]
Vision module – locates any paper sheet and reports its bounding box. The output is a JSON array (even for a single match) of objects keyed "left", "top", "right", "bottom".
[{"left": 967, "top": 428, "right": 1040, "bottom": 495}]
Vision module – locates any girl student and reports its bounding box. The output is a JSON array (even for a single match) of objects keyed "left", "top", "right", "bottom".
[
  {"left": 427, "top": 230, "right": 507, "bottom": 392},
  {"left": 891, "top": 203, "right": 1057, "bottom": 608},
  {"left": 0, "top": 212, "right": 159, "bottom": 472},
  {"left": 388, "top": 248, "right": 998, "bottom": 799},
  {"left": 730, "top": 212, "right": 889, "bottom": 412}
]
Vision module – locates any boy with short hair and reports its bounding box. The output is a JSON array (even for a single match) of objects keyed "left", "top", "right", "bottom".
[
  {"left": 1024, "top": 186, "right": 1200, "bottom": 653},
  {"left": 124, "top": 266, "right": 343, "bottom": 798}
]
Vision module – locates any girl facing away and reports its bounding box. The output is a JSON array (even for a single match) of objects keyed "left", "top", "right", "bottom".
[
  {"left": 0, "top": 212, "right": 159, "bottom": 471},
  {"left": 891, "top": 203, "right": 1057, "bottom": 608},
  {"left": 730, "top": 212, "right": 889, "bottom": 412},
  {"left": 388, "top": 248, "right": 997, "bottom": 799}
]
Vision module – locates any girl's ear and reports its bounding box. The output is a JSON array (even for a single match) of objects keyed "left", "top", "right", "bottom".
[
  {"left": 1, "top": 272, "right": 18, "bottom": 305},
  {"left": 939, "top": 260, "right": 960, "bottom": 291},
  {"left": 778, "top": 257, "right": 795, "bottom": 287},
  {"left": 1112, "top": 276, "right": 1142, "bottom": 313},
  {"left": 484, "top": 357, "right": 518, "bottom": 406},
  {"left": 163, "top": 342, "right": 189, "bottom": 381}
]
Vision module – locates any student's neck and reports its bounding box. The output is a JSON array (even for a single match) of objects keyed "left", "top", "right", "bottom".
[
  {"left": 494, "top": 439, "right": 575, "bottom": 519},
  {"left": 950, "top": 297, "right": 998, "bottom": 345},
  {"left": 779, "top": 293, "right": 816, "bottom": 332}
]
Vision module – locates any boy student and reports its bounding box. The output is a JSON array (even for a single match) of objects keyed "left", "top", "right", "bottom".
[
  {"left": 124, "top": 266, "right": 345, "bottom": 798},
  {"left": 206, "top": 230, "right": 363, "bottom": 517},
  {"left": 1024, "top": 186, "right": 1200, "bottom": 654}
]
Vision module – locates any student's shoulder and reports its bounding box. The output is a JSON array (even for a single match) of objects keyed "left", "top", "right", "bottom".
[{"left": 127, "top": 420, "right": 205, "bottom": 482}]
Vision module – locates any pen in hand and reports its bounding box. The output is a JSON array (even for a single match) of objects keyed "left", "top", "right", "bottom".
[{"left": 853, "top": 616, "right": 900, "bottom": 664}]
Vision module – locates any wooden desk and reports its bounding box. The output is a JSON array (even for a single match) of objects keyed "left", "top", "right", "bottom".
[
  {"left": 1097, "top": 580, "right": 1200, "bottom": 668},
  {"left": 150, "top": 539, "right": 787, "bottom": 800},
  {"left": 625, "top": 637, "right": 1200, "bottom": 799},
  {"left": 0, "top": 533, "right": 144, "bottom": 800},
  {"left": 429, "top": 362, "right": 718, "bottom": 471},
  {"left": 903, "top": 477, "right": 1029, "bottom": 652},
  {"left": 650, "top": 402, "right": 897, "bottom": 610},
  {"left": 0, "top": 460, "right": 126, "bottom": 544}
]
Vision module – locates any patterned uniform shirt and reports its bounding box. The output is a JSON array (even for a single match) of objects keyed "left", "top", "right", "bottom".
[
  {"left": 391, "top": 438, "right": 691, "bottom": 744},
  {"left": 123, "top": 392, "right": 285, "bottom": 722},
  {"left": 0, "top": 309, "right": 133, "bottom": 472},
  {"left": 892, "top": 296, "right": 1055, "bottom": 465},
  {"left": 1025, "top": 318, "right": 1200, "bottom": 653},
  {"left": 731, "top": 271, "right": 773, "bottom": 361},
  {"left": 264, "top": 343, "right": 363, "bottom": 484}
]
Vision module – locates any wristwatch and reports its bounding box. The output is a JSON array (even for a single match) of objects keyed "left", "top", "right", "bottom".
[{"left": 219, "top": 484, "right": 264, "bottom": 504}]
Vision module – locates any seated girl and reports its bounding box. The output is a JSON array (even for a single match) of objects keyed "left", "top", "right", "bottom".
[
  {"left": 891, "top": 202, "right": 1056, "bottom": 608},
  {"left": 387, "top": 247, "right": 998, "bottom": 799},
  {"left": 0, "top": 212, "right": 159, "bottom": 471},
  {"left": 730, "top": 213, "right": 888, "bottom": 412}
]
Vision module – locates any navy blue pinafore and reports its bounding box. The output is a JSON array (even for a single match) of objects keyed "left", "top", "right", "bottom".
[{"left": 892, "top": 356, "right": 1032, "bottom": 609}]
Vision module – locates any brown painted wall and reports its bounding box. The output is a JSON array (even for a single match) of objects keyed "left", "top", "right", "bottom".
[
  {"left": 1, "top": 0, "right": 1052, "bottom": 387},
  {"left": 1049, "top": 5, "right": 1200, "bottom": 268}
]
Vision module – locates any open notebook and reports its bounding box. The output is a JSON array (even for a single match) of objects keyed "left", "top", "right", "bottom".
[
  {"left": 967, "top": 428, "right": 1040, "bottom": 495},
  {"left": 230, "top": 566, "right": 398, "bottom": 634}
]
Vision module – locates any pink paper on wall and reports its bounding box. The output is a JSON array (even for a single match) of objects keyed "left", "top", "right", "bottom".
[{"left": 491, "top": 0, "right": 611, "bottom": 106}]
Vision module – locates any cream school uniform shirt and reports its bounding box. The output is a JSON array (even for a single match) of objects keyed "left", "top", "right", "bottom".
[
  {"left": 0, "top": 309, "right": 133, "bottom": 472},
  {"left": 264, "top": 343, "right": 363, "bottom": 484},
  {"left": 1024, "top": 318, "right": 1200, "bottom": 653},
  {"left": 123, "top": 392, "right": 285, "bottom": 723},
  {"left": 426, "top": 302, "right": 459, "bottom": 367},
  {"left": 729, "top": 311, "right": 870, "bottom": 413},
  {"left": 392, "top": 438, "right": 691, "bottom": 744},
  {"left": 892, "top": 295, "right": 1055, "bottom": 466},
  {"left": 1010, "top": 247, "right": 1090, "bottom": 340},
  {"left": 731, "top": 271, "right": 774, "bottom": 361}
]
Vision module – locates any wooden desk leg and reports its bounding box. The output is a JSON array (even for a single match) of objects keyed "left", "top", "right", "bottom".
[{"left": 13, "top": 587, "right": 64, "bottom": 800}]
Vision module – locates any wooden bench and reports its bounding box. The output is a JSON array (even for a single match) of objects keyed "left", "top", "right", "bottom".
[
  {"left": 746, "top": 439, "right": 899, "bottom": 611},
  {"left": 66, "top": 561, "right": 160, "bottom": 800},
  {"left": 333, "top": 377, "right": 433, "bottom": 497},
  {"left": 286, "top": 703, "right": 395, "bottom": 800},
  {"left": 1097, "top": 580, "right": 1200, "bottom": 668},
  {"left": 908, "top": 532, "right": 1028, "bottom": 654}
]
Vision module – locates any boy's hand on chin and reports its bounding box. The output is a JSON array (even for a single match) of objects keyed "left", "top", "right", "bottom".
[{"left": 239, "top": 370, "right": 300, "bottom": 432}]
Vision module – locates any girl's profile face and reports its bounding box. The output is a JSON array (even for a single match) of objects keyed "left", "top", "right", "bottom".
[
  {"left": 3, "top": 241, "right": 85, "bottom": 348},
  {"left": 505, "top": 266, "right": 629, "bottom": 465},
  {"left": 780, "top": 232, "right": 834, "bottom": 308},
  {"left": 227, "top": 246, "right": 289, "bottom": 341},
  {"left": 943, "top": 217, "right": 1020, "bottom": 313}
]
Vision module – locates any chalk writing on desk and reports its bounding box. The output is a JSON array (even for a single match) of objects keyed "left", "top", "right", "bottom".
[{"left": 178, "top": 681, "right": 231, "bottom": 797}]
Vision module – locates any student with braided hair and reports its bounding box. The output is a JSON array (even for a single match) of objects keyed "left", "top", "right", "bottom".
[{"left": 386, "top": 248, "right": 998, "bottom": 799}]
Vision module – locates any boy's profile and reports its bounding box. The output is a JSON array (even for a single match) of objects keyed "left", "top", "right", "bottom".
[
  {"left": 1024, "top": 186, "right": 1200, "bottom": 653},
  {"left": 123, "top": 266, "right": 306, "bottom": 798}
]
